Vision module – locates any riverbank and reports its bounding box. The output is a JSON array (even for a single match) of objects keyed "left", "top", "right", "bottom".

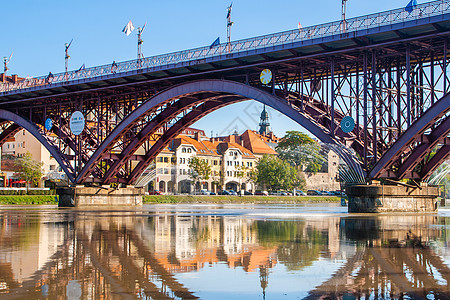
[
  {"left": 0, "top": 195, "right": 341, "bottom": 205},
  {"left": 143, "top": 195, "right": 341, "bottom": 204},
  {"left": 0, "top": 195, "right": 57, "bottom": 205}
]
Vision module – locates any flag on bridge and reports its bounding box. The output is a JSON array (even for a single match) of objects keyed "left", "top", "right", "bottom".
[
  {"left": 405, "top": 0, "right": 417, "bottom": 13},
  {"left": 75, "top": 64, "right": 85, "bottom": 73},
  {"left": 210, "top": 37, "right": 220, "bottom": 48},
  {"left": 122, "top": 20, "right": 135, "bottom": 36}
]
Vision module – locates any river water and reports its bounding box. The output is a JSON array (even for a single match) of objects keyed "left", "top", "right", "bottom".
[{"left": 1, "top": 203, "right": 450, "bottom": 299}]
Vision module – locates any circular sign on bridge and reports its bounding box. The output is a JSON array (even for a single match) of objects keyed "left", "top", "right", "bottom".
[
  {"left": 341, "top": 116, "right": 355, "bottom": 133},
  {"left": 69, "top": 111, "right": 85, "bottom": 136},
  {"left": 44, "top": 118, "right": 53, "bottom": 131},
  {"left": 260, "top": 69, "right": 272, "bottom": 85}
]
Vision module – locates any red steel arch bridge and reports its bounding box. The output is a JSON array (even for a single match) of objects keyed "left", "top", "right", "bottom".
[{"left": 0, "top": 0, "right": 450, "bottom": 186}]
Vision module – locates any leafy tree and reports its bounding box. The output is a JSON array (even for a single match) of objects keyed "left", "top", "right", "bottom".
[
  {"left": 276, "top": 131, "right": 326, "bottom": 174},
  {"left": 255, "top": 155, "right": 305, "bottom": 191},
  {"left": 188, "top": 157, "right": 211, "bottom": 193},
  {"left": 277, "top": 131, "right": 315, "bottom": 149},
  {"left": 13, "top": 152, "right": 43, "bottom": 189}
]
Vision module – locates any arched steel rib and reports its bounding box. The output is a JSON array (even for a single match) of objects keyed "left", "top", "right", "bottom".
[
  {"left": 78, "top": 79, "right": 344, "bottom": 184},
  {"left": 369, "top": 92, "right": 450, "bottom": 180},
  {"left": 101, "top": 95, "right": 227, "bottom": 183},
  {"left": 0, "top": 109, "right": 75, "bottom": 182},
  {"left": 397, "top": 116, "right": 450, "bottom": 179},
  {"left": 0, "top": 122, "right": 21, "bottom": 147}
]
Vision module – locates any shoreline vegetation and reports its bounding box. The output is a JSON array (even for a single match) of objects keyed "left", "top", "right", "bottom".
[
  {"left": 143, "top": 195, "right": 341, "bottom": 204},
  {"left": 0, "top": 195, "right": 341, "bottom": 205}
]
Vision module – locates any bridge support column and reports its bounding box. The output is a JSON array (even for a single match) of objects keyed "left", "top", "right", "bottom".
[
  {"left": 57, "top": 186, "right": 144, "bottom": 207},
  {"left": 346, "top": 183, "right": 439, "bottom": 213}
]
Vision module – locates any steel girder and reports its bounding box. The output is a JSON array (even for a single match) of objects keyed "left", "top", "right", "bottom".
[{"left": 369, "top": 92, "right": 450, "bottom": 180}]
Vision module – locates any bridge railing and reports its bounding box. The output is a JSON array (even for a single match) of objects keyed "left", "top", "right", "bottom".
[{"left": 1, "top": 0, "right": 449, "bottom": 94}]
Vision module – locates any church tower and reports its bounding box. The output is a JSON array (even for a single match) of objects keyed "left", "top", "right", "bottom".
[{"left": 258, "top": 105, "right": 270, "bottom": 135}]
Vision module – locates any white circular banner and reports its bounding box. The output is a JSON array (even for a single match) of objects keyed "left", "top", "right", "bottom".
[{"left": 69, "top": 111, "right": 85, "bottom": 136}]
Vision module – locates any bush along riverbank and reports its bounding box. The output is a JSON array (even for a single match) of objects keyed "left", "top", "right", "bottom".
[
  {"left": 0, "top": 195, "right": 58, "bottom": 205},
  {"left": 143, "top": 195, "right": 341, "bottom": 204}
]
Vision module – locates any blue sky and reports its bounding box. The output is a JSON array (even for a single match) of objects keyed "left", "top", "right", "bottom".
[{"left": 1, "top": 0, "right": 412, "bottom": 138}]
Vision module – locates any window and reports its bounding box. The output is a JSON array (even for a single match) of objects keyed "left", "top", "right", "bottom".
[
  {"left": 50, "top": 165, "right": 55, "bottom": 171},
  {"left": 164, "top": 157, "right": 168, "bottom": 163},
  {"left": 187, "top": 148, "right": 192, "bottom": 153},
  {"left": 179, "top": 158, "right": 183, "bottom": 164},
  {"left": 157, "top": 157, "right": 163, "bottom": 162},
  {"left": 164, "top": 168, "right": 169, "bottom": 174},
  {"left": 182, "top": 148, "right": 186, "bottom": 153},
  {"left": 213, "top": 160, "right": 217, "bottom": 165},
  {"left": 23, "top": 130, "right": 25, "bottom": 135},
  {"left": 180, "top": 169, "right": 183, "bottom": 175}
]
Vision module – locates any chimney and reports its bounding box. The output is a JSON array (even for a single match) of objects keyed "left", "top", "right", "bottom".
[
  {"left": 0, "top": 73, "right": 5, "bottom": 83},
  {"left": 11, "top": 75, "right": 18, "bottom": 83},
  {"left": 228, "top": 135, "right": 236, "bottom": 144},
  {"left": 194, "top": 131, "right": 201, "bottom": 141}
]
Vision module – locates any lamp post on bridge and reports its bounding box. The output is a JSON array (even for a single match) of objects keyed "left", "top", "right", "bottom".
[
  {"left": 65, "top": 39, "right": 73, "bottom": 75},
  {"left": 342, "top": 0, "right": 349, "bottom": 32},
  {"left": 3, "top": 53, "right": 12, "bottom": 74},
  {"left": 227, "top": 3, "right": 233, "bottom": 53}
]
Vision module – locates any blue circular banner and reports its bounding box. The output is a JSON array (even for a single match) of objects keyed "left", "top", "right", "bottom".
[
  {"left": 341, "top": 116, "right": 355, "bottom": 133},
  {"left": 44, "top": 118, "right": 53, "bottom": 131}
]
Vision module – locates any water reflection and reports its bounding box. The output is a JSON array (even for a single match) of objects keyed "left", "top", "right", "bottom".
[{"left": 0, "top": 206, "right": 449, "bottom": 299}]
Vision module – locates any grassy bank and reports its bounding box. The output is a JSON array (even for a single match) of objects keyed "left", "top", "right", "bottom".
[
  {"left": 143, "top": 195, "right": 341, "bottom": 204},
  {"left": 0, "top": 195, "right": 58, "bottom": 205}
]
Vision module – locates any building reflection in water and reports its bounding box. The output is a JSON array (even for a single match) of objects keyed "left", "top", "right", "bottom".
[{"left": 0, "top": 209, "right": 449, "bottom": 299}]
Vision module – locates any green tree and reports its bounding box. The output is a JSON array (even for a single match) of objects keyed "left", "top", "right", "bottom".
[
  {"left": 276, "top": 131, "right": 325, "bottom": 174},
  {"left": 13, "top": 152, "right": 43, "bottom": 190},
  {"left": 188, "top": 157, "right": 211, "bottom": 193},
  {"left": 255, "top": 155, "right": 305, "bottom": 191}
]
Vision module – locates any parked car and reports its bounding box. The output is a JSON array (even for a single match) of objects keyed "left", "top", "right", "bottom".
[
  {"left": 321, "top": 191, "right": 333, "bottom": 196},
  {"left": 148, "top": 190, "right": 163, "bottom": 195},
  {"left": 255, "top": 190, "right": 269, "bottom": 196},
  {"left": 200, "top": 189, "right": 214, "bottom": 195},
  {"left": 243, "top": 190, "right": 253, "bottom": 195},
  {"left": 270, "top": 191, "right": 288, "bottom": 196},
  {"left": 218, "top": 190, "right": 230, "bottom": 195},
  {"left": 228, "top": 190, "right": 238, "bottom": 195},
  {"left": 307, "top": 190, "right": 322, "bottom": 196},
  {"left": 295, "top": 190, "right": 306, "bottom": 196}
]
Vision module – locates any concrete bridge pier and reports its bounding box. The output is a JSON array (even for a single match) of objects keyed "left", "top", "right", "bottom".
[
  {"left": 57, "top": 186, "right": 144, "bottom": 207},
  {"left": 346, "top": 182, "right": 440, "bottom": 213}
]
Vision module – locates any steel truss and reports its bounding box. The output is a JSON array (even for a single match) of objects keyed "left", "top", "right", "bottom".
[{"left": 0, "top": 19, "right": 449, "bottom": 184}]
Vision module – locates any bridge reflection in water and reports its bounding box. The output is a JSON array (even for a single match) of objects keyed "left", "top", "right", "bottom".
[{"left": 0, "top": 207, "right": 450, "bottom": 299}]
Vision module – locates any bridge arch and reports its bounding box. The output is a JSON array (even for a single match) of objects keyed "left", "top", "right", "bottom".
[
  {"left": 78, "top": 79, "right": 361, "bottom": 184},
  {"left": 0, "top": 109, "right": 75, "bottom": 182}
]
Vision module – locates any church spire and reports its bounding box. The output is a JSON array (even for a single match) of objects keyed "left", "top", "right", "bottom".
[{"left": 258, "top": 105, "right": 270, "bottom": 135}]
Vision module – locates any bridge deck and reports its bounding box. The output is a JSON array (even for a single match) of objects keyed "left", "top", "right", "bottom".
[{"left": 1, "top": 0, "right": 450, "bottom": 103}]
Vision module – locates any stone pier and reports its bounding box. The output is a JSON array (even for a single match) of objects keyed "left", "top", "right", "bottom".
[
  {"left": 57, "top": 186, "right": 144, "bottom": 207},
  {"left": 346, "top": 183, "right": 439, "bottom": 213}
]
